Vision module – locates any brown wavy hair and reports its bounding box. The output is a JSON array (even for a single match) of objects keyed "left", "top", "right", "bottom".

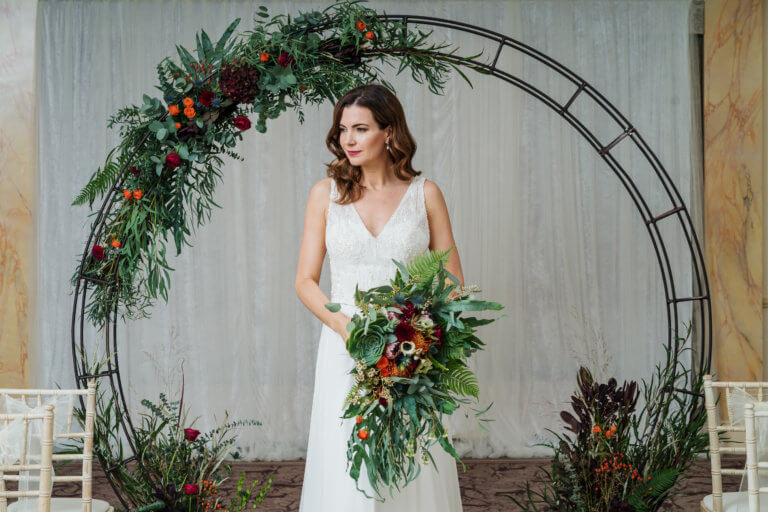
[{"left": 325, "top": 83, "right": 420, "bottom": 204}]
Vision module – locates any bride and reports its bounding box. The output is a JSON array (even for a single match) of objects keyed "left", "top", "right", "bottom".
[{"left": 294, "top": 83, "right": 465, "bottom": 511}]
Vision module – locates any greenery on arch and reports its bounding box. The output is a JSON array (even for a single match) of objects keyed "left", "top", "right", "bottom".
[{"left": 72, "top": 0, "right": 484, "bottom": 328}]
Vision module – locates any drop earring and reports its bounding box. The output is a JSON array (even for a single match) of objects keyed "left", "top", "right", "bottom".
[{"left": 386, "top": 138, "right": 391, "bottom": 152}]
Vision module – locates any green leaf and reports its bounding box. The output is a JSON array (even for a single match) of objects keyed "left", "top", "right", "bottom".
[
  {"left": 178, "top": 144, "right": 190, "bottom": 160},
  {"left": 325, "top": 302, "right": 341, "bottom": 312},
  {"left": 214, "top": 19, "right": 241, "bottom": 56},
  {"left": 156, "top": 128, "right": 167, "bottom": 141}
]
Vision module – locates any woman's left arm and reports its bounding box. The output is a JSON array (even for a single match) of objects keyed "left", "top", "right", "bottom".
[{"left": 424, "top": 179, "right": 465, "bottom": 288}]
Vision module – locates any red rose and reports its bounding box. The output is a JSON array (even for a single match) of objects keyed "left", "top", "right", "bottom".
[
  {"left": 183, "top": 484, "right": 199, "bottom": 495},
  {"left": 394, "top": 322, "right": 416, "bottom": 342},
  {"left": 199, "top": 90, "right": 215, "bottom": 107},
  {"left": 233, "top": 115, "right": 251, "bottom": 130},
  {"left": 184, "top": 428, "right": 200, "bottom": 442},
  {"left": 277, "top": 52, "right": 295, "bottom": 68},
  {"left": 165, "top": 152, "right": 181, "bottom": 168},
  {"left": 91, "top": 245, "right": 105, "bottom": 261}
]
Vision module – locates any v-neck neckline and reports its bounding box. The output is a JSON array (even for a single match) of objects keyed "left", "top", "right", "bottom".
[{"left": 351, "top": 178, "right": 416, "bottom": 240}]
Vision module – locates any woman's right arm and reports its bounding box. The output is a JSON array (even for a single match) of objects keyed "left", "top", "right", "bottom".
[{"left": 294, "top": 178, "right": 351, "bottom": 341}]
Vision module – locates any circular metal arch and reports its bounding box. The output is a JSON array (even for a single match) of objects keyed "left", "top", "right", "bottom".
[{"left": 70, "top": 15, "right": 711, "bottom": 509}]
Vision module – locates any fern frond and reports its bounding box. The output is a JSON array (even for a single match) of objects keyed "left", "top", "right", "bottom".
[
  {"left": 404, "top": 248, "right": 452, "bottom": 288},
  {"left": 72, "top": 147, "right": 123, "bottom": 207},
  {"left": 438, "top": 361, "right": 479, "bottom": 399}
]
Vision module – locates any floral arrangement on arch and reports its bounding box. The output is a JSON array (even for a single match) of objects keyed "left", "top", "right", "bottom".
[{"left": 71, "top": 0, "right": 484, "bottom": 328}]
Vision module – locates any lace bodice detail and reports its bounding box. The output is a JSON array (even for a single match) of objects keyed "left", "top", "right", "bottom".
[{"left": 325, "top": 176, "right": 430, "bottom": 308}]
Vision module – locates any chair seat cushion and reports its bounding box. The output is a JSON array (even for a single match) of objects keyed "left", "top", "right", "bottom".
[
  {"left": 9, "top": 498, "right": 113, "bottom": 512},
  {"left": 702, "top": 492, "right": 768, "bottom": 511}
]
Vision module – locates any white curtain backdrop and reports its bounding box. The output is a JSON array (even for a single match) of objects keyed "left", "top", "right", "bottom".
[{"left": 34, "top": 0, "right": 702, "bottom": 459}]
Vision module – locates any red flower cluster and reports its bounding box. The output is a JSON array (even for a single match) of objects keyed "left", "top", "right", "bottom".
[
  {"left": 165, "top": 152, "right": 182, "bottom": 168},
  {"left": 91, "top": 245, "right": 105, "bottom": 261},
  {"left": 199, "top": 90, "right": 215, "bottom": 107},
  {"left": 184, "top": 428, "right": 201, "bottom": 441},
  {"left": 233, "top": 115, "right": 251, "bottom": 131},
  {"left": 277, "top": 52, "right": 295, "bottom": 68}
]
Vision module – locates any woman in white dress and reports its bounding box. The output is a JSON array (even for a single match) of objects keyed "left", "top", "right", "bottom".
[{"left": 294, "top": 83, "right": 465, "bottom": 511}]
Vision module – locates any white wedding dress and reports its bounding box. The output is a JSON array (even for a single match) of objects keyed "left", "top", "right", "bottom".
[{"left": 299, "top": 175, "right": 464, "bottom": 511}]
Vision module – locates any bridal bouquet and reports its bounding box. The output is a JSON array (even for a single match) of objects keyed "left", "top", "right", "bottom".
[{"left": 325, "top": 248, "right": 503, "bottom": 501}]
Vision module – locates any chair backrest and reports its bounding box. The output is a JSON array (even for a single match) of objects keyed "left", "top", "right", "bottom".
[
  {"left": 0, "top": 382, "right": 96, "bottom": 512},
  {"left": 0, "top": 404, "right": 55, "bottom": 512},
  {"left": 704, "top": 375, "right": 768, "bottom": 512}
]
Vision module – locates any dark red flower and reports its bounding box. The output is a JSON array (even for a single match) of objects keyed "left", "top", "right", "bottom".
[
  {"left": 379, "top": 397, "right": 388, "bottom": 406},
  {"left": 433, "top": 325, "right": 443, "bottom": 349},
  {"left": 277, "top": 52, "right": 295, "bottom": 68},
  {"left": 233, "top": 115, "right": 251, "bottom": 130},
  {"left": 218, "top": 59, "right": 260, "bottom": 104},
  {"left": 129, "top": 166, "right": 140, "bottom": 175},
  {"left": 165, "top": 152, "right": 181, "bottom": 168},
  {"left": 394, "top": 321, "right": 416, "bottom": 342},
  {"left": 91, "top": 245, "right": 105, "bottom": 261},
  {"left": 199, "top": 90, "right": 215, "bottom": 107},
  {"left": 184, "top": 428, "right": 200, "bottom": 442},
  {"left": 183, "top": 484, "right": 199, "bottom": 495}
]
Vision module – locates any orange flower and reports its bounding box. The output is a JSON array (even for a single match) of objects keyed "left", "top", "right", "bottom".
[
  {"left": 168, "top": 105, "right": 180, "bottom": 116},
  {"left": 412, "top": 331, "right": 431, "bottom": 354},
  {"left": 365, "top": 31, "right": 374, "bottom": 40},
  {"left": 592, "top": 425, "right": 602, "bottom": 434},
  {"left": 260, "top": 52, "right": 270, "bottom": 62},
  {"left": 175, "top": 122, "right": 181, "bottom": 129},
  {"left": 356, "top": 20, "right": 366, "bottom": 31},
  {"left": 376, "top": 356, "right": 389, "bottom": 370},
  {"left": 111, "top": 240, "right": 121, "bottom": 248},
  {"left": 184, "top": 106, "right": 196, "bottom": 119},
  {"left": 123, "top": 189, "right": 132, "bottom": 200},
  {"left": 357, "top": 429, "right": 369, "bottom": 440},
  {"left": 605, "top": 430, "right": 615, "bottom": 438},
  {"left": 355, "top": 416, "right": 363, "bottom": 424},
  {"left": 133, "top": 189, "right": 143, "bottom": 200},
  {"left": 183, "top": 97, "right": 194, "bottom": 107}
]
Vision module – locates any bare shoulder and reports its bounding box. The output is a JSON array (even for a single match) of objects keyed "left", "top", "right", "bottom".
[
  {"left": 308, "top": 177, "right": 333, "bottom": 204},
  {"left": 423, "top": 178, "right": 447, "bottom": 212}
]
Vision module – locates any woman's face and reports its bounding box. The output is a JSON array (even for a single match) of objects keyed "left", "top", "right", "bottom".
[{"left": 338, "top": 105, "right": 390, "bottom": 167}]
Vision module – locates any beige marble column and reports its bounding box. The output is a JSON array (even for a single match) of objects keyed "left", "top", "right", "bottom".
[
  {"left": 0, "top": 0, "right": 37, "bottom": 387},
  {"left": 704, "top": 0, "right": 763, "bottom": 381}
]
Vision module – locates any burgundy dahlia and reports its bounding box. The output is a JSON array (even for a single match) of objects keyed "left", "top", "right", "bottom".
[
  {"left": 218, "top": 59, "right": 261, "bottom": 105},
  {"left": 183, "top": 484, "right": 199, "bottom": 495},
  {"left": 394, "top": 322, "right": 416, "bottom": 342}
]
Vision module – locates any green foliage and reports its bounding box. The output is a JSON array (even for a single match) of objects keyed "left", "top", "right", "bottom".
[
  {"left": 507, "top": 323, "right": 709, "bottom": 512},
  {"left": 73, "top": 0, "right": 488, "bottom": 328},
  {"left": 438, "top": 360, "right": 479, "bottom": 399}
]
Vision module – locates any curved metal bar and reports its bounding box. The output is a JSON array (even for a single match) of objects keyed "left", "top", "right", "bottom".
[{"left": 70, "top": 13, "right": 712, "bottom": 509}]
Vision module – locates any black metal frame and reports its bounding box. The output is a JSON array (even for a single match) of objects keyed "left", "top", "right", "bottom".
[{"left": 69, "top": 15, "right": 711, "bottom": 510}]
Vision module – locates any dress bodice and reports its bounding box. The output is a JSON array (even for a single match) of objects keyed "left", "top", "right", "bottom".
[{"left": 325, "top": 176, "right": 430, "bottom": 308}]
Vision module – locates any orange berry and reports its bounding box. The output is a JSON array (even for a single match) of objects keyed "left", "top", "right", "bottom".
[
  {"left": 365, "top": 31, "right": 373, "bottom": 40},
  {"left": 123, "top": 189, "right": 131, "bottom": 200},
  {"left": 184, "top": 106, "right": 196, "bottom": 119},
  {"left": 355, "top": 416, "right": 363, "bottom": 424},
  {"left": 175, "top": 122, "right": 181, "bottom": 129},
  {"left": 133, "top": 189, "right": 143, "bottom": 200},
  {"left": 111, "top": 240, "right": 121, "bottom": 248},
  {"left": 357, "top": 429, "right": 369, "bottom": 440},
  {"left": 183, "top": 97, "right": 194, "bottom": 107},
  {"left": 592, "top": 425, "right": 601, "bottom": 434},
  {"left": 260, "top": 52, "right": 269, "bottom": 62},
  {"left": 168, "top": 105, "right": 180, "bottom": 116},
  {"left": 356, "top": 20, "right": 366, "bottom": 31}
]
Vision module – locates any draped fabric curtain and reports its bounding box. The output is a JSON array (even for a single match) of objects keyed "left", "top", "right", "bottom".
[{"left": 34, "top": 0, "right": 702, "bottom": 458}]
